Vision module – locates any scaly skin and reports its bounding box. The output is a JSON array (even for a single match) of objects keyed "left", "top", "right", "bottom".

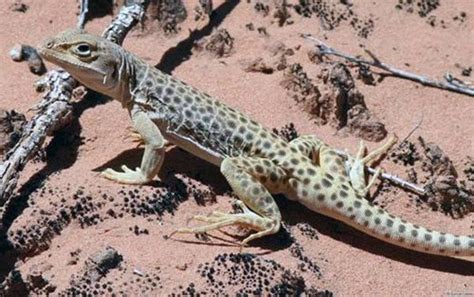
[{"left": 39, "top": 29, "right": 474, "bottom": 257}]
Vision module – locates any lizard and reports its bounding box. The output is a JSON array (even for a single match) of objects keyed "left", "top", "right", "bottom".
[{"left": 38, "top": 29, "right": 474, "bottom": 257}]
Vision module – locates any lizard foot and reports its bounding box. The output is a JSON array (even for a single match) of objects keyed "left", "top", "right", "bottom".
[
  {"left": 101, "top": 165, "right": 153, "bottom": 184},
  {"left": 175, "top": 210, "right": 278, "bottom": 252}
]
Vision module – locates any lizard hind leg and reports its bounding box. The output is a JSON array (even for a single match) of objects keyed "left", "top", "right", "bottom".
[
  {"left": 176, "top": 157, "right": 285, "bottom": 249},
  {"left": 289, "top": 135, "right": 346, "bottom": 176}
]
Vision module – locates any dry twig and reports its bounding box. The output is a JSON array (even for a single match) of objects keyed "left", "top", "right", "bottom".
[
  {"left": 0, "top": 0, "right": 148, "bottom": 225},
  {"left": 77, "top": 0, "right": 89, "bottom": 29},
  {"left": 302, "top": 34, "right": 474, "bottom": 97}
]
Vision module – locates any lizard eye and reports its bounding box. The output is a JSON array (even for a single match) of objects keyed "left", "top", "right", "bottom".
[{"left": 75, "top": 43, "right": 91, "bottom": 57}]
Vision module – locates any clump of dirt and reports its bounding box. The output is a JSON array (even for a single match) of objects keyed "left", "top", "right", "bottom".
[
  {"left": 280, "top": 63, "right": 320, "bottom": 107},
  {"left": 173, "top": 253, "right": 330, "bottom": 295},
  {"left": 0, "top": 269, "right": 28, "bottom": 296},
  {"left": 9, "top": 0, "right": 28, "bottom": 13},
  {"left": 60, "top": 247, "right": 162, "bottom": 295},
  {"left": 64, "top": 246, "right": 122, "bottom": 293},
  {"left": 293, "top": 0, "right": 374, "bottom": 38},
  {"left": 289, "top": 242, "right": 322, "bottom": 275},
  {"left": 241, "top": 41, "right": 295, "bottom": 74},
  {"left": 193, "top": 28, "right": 234, "bottom": 58},
  {"left": 452, "top": 11, "right": 468, "bottom": 25},
  {"left": 251, "top": 0, "right": 293, "bottom": 27},
  {"left": 1, "top": 262, "right": 59, "bottom": 295},
  {"left": 8, "top": 186, "right": 106, "bottom": 255},
  {"left": 272, "top": 122, "right": 299, "bottom": 142},
  {"left": 9, "top": 44, "right": 47, "bottom": 75},
  {"left": 189, "top": 182, "right": 217, "bottom": 206},
  {"left": 157, "top": 0, "right": 187, "bottom": 34},
  {"left": 395, "top": 0, "right": 440, "bottom": 18},
  {"left": 193, "top": 0, "right": 213, "bottom": 21},
  {"left": 463, "top": 157, "right": 474, "bottom": 182},
  {"left": 7, "top": 179, "right": 189, "bottom": 256},
  {"left": 0, "top": 109, "right": 26, "bottom": 158},
  {"left": 295, "top": 222, "right": 319, "bottom": 240},
  {"left": 455, "top": 63, "right": 472, "bottom": 77},
  {"left": 395, "top": 0, "right": 468, "bottom": 29},
  {"left": 281, "top": 63, "right": 386, "bottom": 142},
  {"left": 135, "top": 0, "right": 187, "bottom": 34},
  {"left": 390, "top": 137, "right": 473, "bottom": 217},
  {"left": 240, "top": 57, "right": 275, "bottom": 74}
]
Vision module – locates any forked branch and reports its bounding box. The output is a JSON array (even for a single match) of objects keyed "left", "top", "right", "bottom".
[
  {"left": 0, "top": 1, "right": 148, "bottom": 225},
  {"left": 302, "top": 34, "right": 474, "bottom": 97}
]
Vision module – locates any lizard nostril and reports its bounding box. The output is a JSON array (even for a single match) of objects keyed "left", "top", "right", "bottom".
[{"left": 45, "top": 41, "right": 54, "bottom": 49}]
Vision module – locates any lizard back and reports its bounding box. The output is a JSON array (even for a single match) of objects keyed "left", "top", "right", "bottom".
[{"left": 128, "top": 54, "right": 288, "bottom": 165}]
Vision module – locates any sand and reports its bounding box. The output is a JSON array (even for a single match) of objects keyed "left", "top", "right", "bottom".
[{"left": 0, "top": 0, "right": 473, "bottom": 295}]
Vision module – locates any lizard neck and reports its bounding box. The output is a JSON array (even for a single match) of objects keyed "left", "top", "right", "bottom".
[{"left": 111, "top": 49, "right": 138, "bottom": 108}]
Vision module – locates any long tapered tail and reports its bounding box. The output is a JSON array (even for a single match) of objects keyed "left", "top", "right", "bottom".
[{"left": 323, "top": 195, "right": 474, "bottom": 257}]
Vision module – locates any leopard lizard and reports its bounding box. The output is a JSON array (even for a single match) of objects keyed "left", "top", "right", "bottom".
[{"left": 38, "top": 29, "right": 473, "bottom": 257}]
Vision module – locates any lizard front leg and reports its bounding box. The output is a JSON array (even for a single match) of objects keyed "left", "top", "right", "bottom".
[
  {"left": 176, "top": 157, "right": 285, "bottom": 249},
  {"left": 101, "top": 108, "right": 165, "bottom": 184}
]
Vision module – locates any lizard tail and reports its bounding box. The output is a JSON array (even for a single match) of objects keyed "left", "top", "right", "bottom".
[{"left": 324, "top": 196, "right": 474, "bottom": 257}]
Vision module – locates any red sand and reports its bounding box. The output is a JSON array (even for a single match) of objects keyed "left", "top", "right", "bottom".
[{"left": 1, "top": 0, "right": 473, "bottom": 295}]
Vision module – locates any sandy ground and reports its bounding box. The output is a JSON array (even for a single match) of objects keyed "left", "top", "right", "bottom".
[{"left": 0, "top": 0, "right": 473, "bottom": 295}]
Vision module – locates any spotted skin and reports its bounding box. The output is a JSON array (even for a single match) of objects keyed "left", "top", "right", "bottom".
[{"left": 39, "top": 29, "right": 474, "bottom": 257}]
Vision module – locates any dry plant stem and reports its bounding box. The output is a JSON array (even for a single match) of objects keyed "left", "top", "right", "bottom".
[
  {"left": 0, "top": 1, "right": 148, "bottom": 225},
  {"left": 0, "top": 71, "right": 76, "bottom": 218},
  {"left": 77, "top": 0, "right": 89, "bottom": 29},
  {"left": 102, "top": 0, "right": 147, "bottom": 45},
  {"left": 302, "top": 34, "right": 474, "bottom": 97},
  {"left": 369, "top": 167, "right": 426, "bottom": 196},
  {"left": 333, "top": 149, "right": 426, "bottom": 196}
]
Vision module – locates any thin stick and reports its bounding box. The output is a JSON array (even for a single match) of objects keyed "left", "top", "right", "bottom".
[
  {"left": 77, "top": 0, "right": 89, "bottom": 29},
  {"left": 0, "top": 0, "right": 149, "bottom": 225},
  {"left": 102, "top": 0, "right": 147, "bottom": 45},
  {"left": 398, "top": 114, "right": 423, "bottom": 146},
  {"left": 301, "top": 34, "right": 474, "bottom": 97},
  {"left": 391, "top": 114, "right": 424, "bottom": 153},
  {"left": 369, "top": 167, "right": 425, "bottom": 196}
]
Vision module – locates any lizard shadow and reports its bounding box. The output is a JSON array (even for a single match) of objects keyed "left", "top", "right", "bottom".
[
  {"left": 95, "top": 146, "right": 294, "bottom": 250},
  {"left": 94, "top": 145, "right": 231, "bottom": 194},
  {"left": 280, "top": 198, "right": 474, "bottom": 276},
  {"left": 93, "top": 146, "right": 472, "bottom": 273},
  {"left": 155, "top": 0, "right": 241, "bottom": 74}
]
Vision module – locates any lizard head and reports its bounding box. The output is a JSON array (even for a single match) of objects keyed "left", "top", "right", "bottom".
[{"left": 39, "top": 29, "right": 127, "bottom": 98}]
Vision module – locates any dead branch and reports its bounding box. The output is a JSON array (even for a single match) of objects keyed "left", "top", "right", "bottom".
[
  {"left": 77, "top": 0, "right": 89, "bottom": 29},
  {"left": 0, "top": 0, "right": 148, "bottom": 225},
  {"left": 369, "top": 167, "right": 426, "bottom": 196},
  {"left": 102, "top": 0, "right": 146, "bottom": 45},
  {"left": 302, "top": 34, "right": 474, "bottom": 97}
]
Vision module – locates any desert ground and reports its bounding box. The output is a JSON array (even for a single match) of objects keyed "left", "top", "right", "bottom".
[{"left": 0, "top": 0, "right": 473, "bottom": 295}]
